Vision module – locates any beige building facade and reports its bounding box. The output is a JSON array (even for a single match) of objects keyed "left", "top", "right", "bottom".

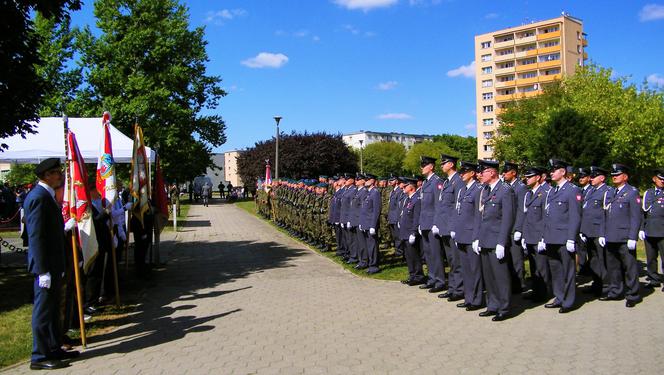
[
  {"left": 474, "top": 15, "right": 587, "bottom": 159},
  {"left": 223, "top": 150, "right": 244, "bottom": 187}
]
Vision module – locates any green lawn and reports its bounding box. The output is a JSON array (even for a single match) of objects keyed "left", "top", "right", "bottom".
[
  {"left": 235, "top": 200, "right": 409, "bottom": 282},
  {"left": 163, "top": 202, "right": 191, "bottom": 232}
]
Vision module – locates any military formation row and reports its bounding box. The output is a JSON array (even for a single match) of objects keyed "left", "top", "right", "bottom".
[{"left": 255, "top": 155, "right": 664, "bottom": 321}]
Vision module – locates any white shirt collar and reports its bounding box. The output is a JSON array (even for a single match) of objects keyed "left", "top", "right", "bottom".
[
  {"left": 489, "top": 180, "right": 499, "bottom": 191},
  {"left": 556, "top": 180, "right": 568, "bottom": 189},
  {"left": 37, "top": 181, "right": 56, "bottom": 201},
  {"left": 426, "top": 173, "right": 435, "bottom": 181},
  {"left": 448, "top": 171, "right": 457, "bottom": 180},
  {"left": 466, "top": 180, "right": 475, "bottom": 189}
]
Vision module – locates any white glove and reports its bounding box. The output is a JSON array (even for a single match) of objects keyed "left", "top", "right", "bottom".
[
  {"left": 566, "top": 240, "right": 576, "bottom": 253},
  {"left": 521, "top": 239, "right": 526, "bottom": 250},
  {"left": 369, "top": 228, "right": 376, "bottom": 235},
  {"left": 334, "top": 222, "right": 339, "bottom": 226},
  {"left": 627, "top": 239, "right": 637, "bottom": 250},
  {"left": 495, "top": 244, "right": 505, "bottom": 260},
  {"left": 359, "top": 225, "right": 363, "bottom": 231},
  {"left": 64, "top": 218, "right": 76, "bottom": 232},
  {"left": 537, "top": 240, "right": 546, "bottom": 253},
  {"left": 340, "top": 223, "right": 344, "bottom": 229},
  {"left": 124, "top": 202, "right": 133, "bottom": 210},
  {"left": 408, "top": 234, "right": 416, "bottom": 244},
  {"left": 397, "top": 222, "right": 400, "bottom": 229},
  {"left": 513, "top": 231, "right": 522, "bottom": 242},
  {"left": 450, "top": 231, "right": 456, "bottom": 239},
  {"left": 431, "top": 225, "right": 440, "bottom": 236},
  {"left": 38, "top": 272, "right": 51, "bottom": 289},
  {"left": 598, "top": 237, "right": 606, "bottom": 247},
  {"left": 472, "top": 240, "right": 479, "bottom": 254},
  {"left": 638, "top": 231, "right": 646, "bottom": 241},
  {"left": 347, "top": 222, "right": 351, "bottom": 228},
  {"left": 418, "top": 225, "right": 422, "bottom": 235}
]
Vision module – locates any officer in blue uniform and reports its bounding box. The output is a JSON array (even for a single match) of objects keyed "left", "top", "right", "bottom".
[
  {"left": 452, "top": 161, "right": 484, "bottom": 310},
  {"left": 541, "top": 159, "right": 581, "bottom": 313},
  {"left": 398, "top": 177, "right": 426, "bottom": 285},
  {"left": 387, "top": 175, "right": 403, "bottom": 255},
  {"left": 361, "top": 174, "right": 382, "bottom": 274},
  {"left": 473, "top": 160, "right": 515, "bottom": 321},
  {"left": 514, "top": 166, "right": 552, "bottom": 302},
  {"left": 599, "top": 164, "right": 643, "bottom": 307},
  {"left": 418, "top": 156, "right": 446, "bottom": 293},
  {"left": 503, "top": 161, "right": 529, "bottom": 293},
  {"left": 352, "top": 174, "right": 368, "bottom": 268},
  {"left": 641, "top": 169, "right": 664, "bottom": 290},
  {"left": 331, "top": 176, "right": 347, "bottom": 258},
  {"left": 434, "top": 154, "right": 464, "bottom": 301},
  {"left": 339, "top": 174, "right": 357, "bottom": 263},
  {"left": 576, "top": 167, "right": 592, "bottom": 273},
  {"left": 579, "top": 166, "right": 611, "bottom": 296}
]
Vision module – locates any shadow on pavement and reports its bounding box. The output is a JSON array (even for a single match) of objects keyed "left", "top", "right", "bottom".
[{"left": 73, "top": 238, "right": 306, "bottom": 361}]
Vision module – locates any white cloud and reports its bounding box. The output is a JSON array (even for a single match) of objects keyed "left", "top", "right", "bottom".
[
  {"left": 447, "top": 61, "right": 475, "bottom": 78},
  {"left": 205, "top": 9, "right": 247, "bottom": 25},
  {"left": 484, "top": 12, "right": 499, "bottom": 19},
  {"left": 409, "top": 0, "right": 442, "bottom": 6},
  {"left": 241, "top": 52, "right": 289, "bottom": 69},
  {"left": 639, "top": 4, "right": 664, "bottom": 21},
  {"left": 377, "top": 113, "right": 413, "bottom": 120},
  {"left": 464, "top": 123, "right": 476, "bottom": 133},
  {"left": 647, "top": 73, "right": 664, "bottom": 86},
  {"left": 333, "top": 0, "right": 398, "bottom": 11},
  {"left": 377, "top": 81, "right": 398, "bottom": 90},
  {"left": 341, "top": 24, "right": 377, "bottom": 37},
  {"left": 276, "top": 29, "right": 320, "bottom": 42}
]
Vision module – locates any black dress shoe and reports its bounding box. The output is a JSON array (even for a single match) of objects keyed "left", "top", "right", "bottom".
[
  {"left": 544, "top": 302, "right": 561, "bottom": 309},
  {"left": 492, "top": 313, "right": 508, "bottom": 321},
  {"left": 456, "top": 302, "right": 470, "bottom": 308},
  {"left": 447, "top": 294, "right": 463, "bottom": 302},
  {"left": 479, "top": 310, "right": 497, "bottom": 317},
  {"left": 30, "top": 360, "right": 68, "bottom": 370},
  {"left": 626, "top": 299, "right": 640, "bottom": 308},
  {"left": 466, "top": 305, "right": 482, "bottom": 311},
  {"left": 644, "top": 282, "right": 661, "bottom": 289},
  {"left": 599, "top": 295, "right": 622, "bottom": 301},
  {"left": 559, "top": 307, "right": 572, "bottom": 314},
  {"left": 429, "top": 286, "right": 445, "bottom": 293},
  {"left": 438, "top": 292, "right": 452, "bottom": 299},
  {"left": 419, "top": 284, "right": 433, "bottom": 290},
  {"left": 401, "top": 279, "right": 410, "bottom": 284},
  {"left": 407, "top": 279, "right": 425, "bottom": 286},
  {"left": 54, "top": 349, "right": 80, "bottom": 360}
]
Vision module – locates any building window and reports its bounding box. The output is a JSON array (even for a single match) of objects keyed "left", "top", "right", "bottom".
[
  {"left": 497, "top": 61, "right": 515, "bottom": 69},
  {"left": 517, "top": 44, "right": 536, "bottom": 52},
  {"left": 520, "top": 71, "right": 537, "bottom": 79},
  {"left": 481, "top": 41, "right": 491, "bottom": 49},
  {"left": 481, "top": 54, "right": 492, "bottom": 62},
  {"left": 542, "top": 40, "right": 559, "bottom": 48},
  {"left": 483, "top": 118, "right": 494, "bottom": 126},
  {"left": 577, "top": 31, "right": 581, "bottom": 40},
  {"left": 496, "top": 34, "right": 514, "bottom": 42},
  {"left": 483, "top": 145, "right": 493, "bottom": 152},
  {"left": 497, "top": 48, "right": 513, "bottom": 56},
  {"left": 543, "top": 68, "right": 561, "bottom": 75},
  {"left": 538, "top": 53, "right": 560, "bottom": 62},
  {"left": 483, "top": 131, "right": 493, "bottom": 139},
  {"left": 497, "top": 75, "right": 514, "bottom": 82},
  {"left": 482, "top": 92, "right": 494, "bottom": 100},
  {"left": 520, "top": 30, "right": 535, "bottom": 38},
  {"left": 482, "top": 66, "right": 493, "bottom": 74},
  {"left": 520, "top": 84, "right": 538, "bottom": 93},
  {"left": 577, "top": 45, "right": 581, "bottom": 53},
  {"left": 541, "top": 26, "right": 559, "bottom": 34},
  {"left": 482, "top": 105, "right": 494, "bottom": 113},
  {"left": 482, "top": 79, "right": 493, "bottom": 88},
  {"left": 499, "top": 88, "right": 515, "bottom": 95},
  {"left": 519, "top": 58, "right": 536, "bottom": 65}
]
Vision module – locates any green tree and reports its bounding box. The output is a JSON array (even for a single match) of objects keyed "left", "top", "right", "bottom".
[
  {"left": 75, "top": 0, "right": 226, "bottom": 181},
  {"left": 5, "top": 164, "right": 36, "bottom": 186},
  {"left": 0, "top": 1, "right": 81, "bottom": 149},
  {"left": 432, "top": 134, "right": 477, "bottom": 161},
  {"left": 402, "top": 141, "right": 456, "bottom": 176},
  {"left": 361, "top": 142, "right": 406, "bottom": 177}
]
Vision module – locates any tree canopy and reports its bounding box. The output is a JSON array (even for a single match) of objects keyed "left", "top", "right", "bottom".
[
  {"left": 361, "top": 141, "right": 406, "bottom": 177},
  {"left": 432, "top": 134, "right": 477, "bottom": 162},
  {"left": 402, "top": 141, "right": 456, "bottom": 176}
]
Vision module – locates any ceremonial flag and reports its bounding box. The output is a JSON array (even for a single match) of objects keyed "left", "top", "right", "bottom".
[
  {"left": 67, "top": 131, "right": 99, "bottom": 273},
  {"left": 264, "top": 160, "right": 272, "bottom": 191},
  {"left": 96, "top": 112, "right": 117, "bottom": 210},
  {"left": 130, "top": 124, "right": 150, "bottom": 227},
  {"left": 152, "top": 152, "right": 169, "bottom": 230}
]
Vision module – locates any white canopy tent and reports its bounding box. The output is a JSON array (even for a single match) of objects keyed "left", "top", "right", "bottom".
[{"left": 0, "top": 117, "right": 154, "bottom": 164}]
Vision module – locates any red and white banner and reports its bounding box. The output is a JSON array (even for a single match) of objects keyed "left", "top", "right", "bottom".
[
  {"left": 130, "top": 124, "right": 150, "bottom": 227},
  {"left": 96, "top": 112, "right": 117, "bottom": 210},
  {"left": 264, "top": 160, "right": 272, "bottom": 191}
]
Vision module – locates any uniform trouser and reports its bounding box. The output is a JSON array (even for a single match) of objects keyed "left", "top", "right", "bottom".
[
  {"left": 458, "top": 243, "right": 483, "bottom": 307},
  {"left": 335, "top": 225, "right": 346, "bottom": 257},
  {"left": 606, "top": 242, "right": 640, "bottom": 301},
  {"left": 357, "top": 229, "right": 368, "bottom": 266},
  {"left": 366, "top": 231, "right": 379, "bottom": 272},
  {"left": 442, "top": 235, "right": 463, "bottom": 296},
  {"left": 480, "top": 248, "right": 511, "bottom": 315},
  {"left": 545, "top": 244, "right": 576, "bottom": 309},
  {"left": 576, "top": 234, "right": 589, "bottom": 269},
  {"left": 508, "top": 239, "right": 526, "bottom": 291},
  {"left": 586, "top": 237, "right": 608, "bottom": 292},
  {"left": 644, "top": 236, "right": 664, "bottom": 283},
  {"left": 526, "top": 244, "right": 551, "bottom": 300},
  {"left": 346, "top": 227, "right": 358, "bottom": 262},
  {"left": 403, "top": 238, "right": 425, "bottom": 282},
  {"left": 389, "top": 224, "right": 401, "bottom": 254},
  {"left": 421, "top": 230, "right": 446, "bottom": 288},
  {"left": 32, "top": 276, "right": 63, "bottom": 362}
]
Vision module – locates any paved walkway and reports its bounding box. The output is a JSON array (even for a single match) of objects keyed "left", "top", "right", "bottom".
[{"left": 6, "top": 201, "right": 664, "bottom": 374}]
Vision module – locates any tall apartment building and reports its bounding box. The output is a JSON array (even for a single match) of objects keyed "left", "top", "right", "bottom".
[
  {"left": 343, "top": 130, "right": 433, "bottom": 150},
  {"left": 474, "top": 14, "right": 587, "bottom": 159}
]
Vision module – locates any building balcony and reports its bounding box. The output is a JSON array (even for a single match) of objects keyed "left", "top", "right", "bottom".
[
  {"left": 583, "top": 52, "right": 588, "bottom": 60},
  {"left": 514, "top": 51, "right": 527, "bottom": 58},
  {"left": 494, "top": 53, "right": 515, "bottom": 62},
  {"left": 493, "top": 39, "right": 515, "bottom": 49},
  {"left": 494, "top": 80, "right": 516, "bottom": 89},
  {"left": 516, "top": 62, "right": 537, "bottom": 72},
  {"left": 514, "top": 35, "right": 537, "bottom": 45},
  {"left": 582, "top": 38, "right": 588, "bottom": 47},
  {"left": 538, "top": 73, "right": 562, "bottom": 82},
  {"left": 495, "top": 94, "right": 515, "bottom": 103},
  {"left": 495, "top": 66, "right": 515, "bottom": 74},
  {"left": 526, "top": 49, "right": 538, "bottom": 57},
  {"left": 515, "top": 91, "right": 541, "bottom": 99},
  {"left": 516, "top": 77, "right": 539, "bottom": 86},
  {"left": 538, "top": 45, "right": 561, "bottom": 55},
  {"left": 538, "top": 60, "right": 561, "bottom": 69},
  {"left": 537, "top": 30, "right": 561, "bottom": 40}
]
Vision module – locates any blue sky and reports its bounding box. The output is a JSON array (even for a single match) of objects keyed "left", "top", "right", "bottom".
[{"left": 70, "top": 0, "right": 664, "bottom": 153}]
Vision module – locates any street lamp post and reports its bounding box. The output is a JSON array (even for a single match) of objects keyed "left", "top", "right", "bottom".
[
  {"left": 274, "top": 116, "right": 282, "bottom": 180},
  {"left": 359, "top": 139, "right": 364, "bottom": 173}
]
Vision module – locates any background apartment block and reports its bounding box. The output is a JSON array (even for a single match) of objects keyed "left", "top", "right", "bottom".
[
  {"left": 474, "top": 14, "right": 587, "bottom": 160},
  {"left": 343, "top": 130, "right": 433, "bottom": 150}
]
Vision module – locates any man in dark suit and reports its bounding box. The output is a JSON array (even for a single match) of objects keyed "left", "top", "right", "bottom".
[
  {"left": 24, "top": 158, "right": 78, "bottom": 370},
  {"left": 473, "top": 160, "right": 515, "bottom": 321},
  {"left": 541, "top": 159, "right": 582, "bottom": 313},
  {"left": 387, "top": 176, "right": 402, "bottom": 255},
  {"left": 599, "top": 164, "right": 642, "bottom": 307},
  {"left": 418, "top": 156, "right": 446, "bottom": 293},
  {"left": 351, "top": 174, "right": 368, "bottom": 268},
  {"left": 452, "top": 162, "right": 484, "bottom": 310},
  {"left": 641, "top": 169, "right": 664, "bottom": 290},
  {"left": 398, "top": 178, "right": 425, "bottom": 285},
  {"left": 503, "top": 162, "right": 529, "bottom": 293},
  {"left": 339, "top": 174, "right": 357, "bottom": 263}
]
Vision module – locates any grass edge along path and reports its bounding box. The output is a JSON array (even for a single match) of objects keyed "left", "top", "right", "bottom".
[{"left": 234, "top": 200, "right": 409, "bottom": 282}]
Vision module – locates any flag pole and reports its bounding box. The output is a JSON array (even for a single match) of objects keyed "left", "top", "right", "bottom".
[
  {"left": 64, "top": 115, "right": 87, "bottom": 349},
  {"left": 109, "top": 223, "right": 121, "bottom": 307},
  {"left": 101, "top": 113, "right": 121, "bottom": 307}
]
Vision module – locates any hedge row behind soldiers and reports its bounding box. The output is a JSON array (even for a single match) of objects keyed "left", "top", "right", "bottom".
[{"left": 257, "top": 156, "right": 664, "bottom": 320}]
